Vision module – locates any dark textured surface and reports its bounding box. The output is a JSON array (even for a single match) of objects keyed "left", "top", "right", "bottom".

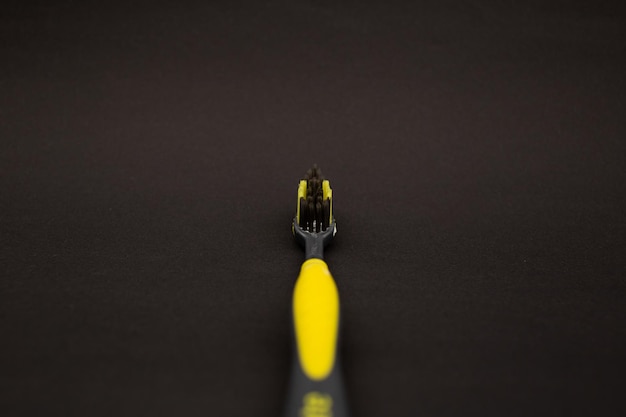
[{"left": 2, "top": 1, "right": 625, "bottom": 416}]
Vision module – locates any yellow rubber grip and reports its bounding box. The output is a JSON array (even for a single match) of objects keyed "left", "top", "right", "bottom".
[{"left": 293, "top": 259, "right": 340, "bottom": 381}]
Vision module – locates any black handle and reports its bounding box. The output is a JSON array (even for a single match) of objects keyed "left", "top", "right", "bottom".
[{"left": 283, "top": 332, "right": 350, "bottom": 417}]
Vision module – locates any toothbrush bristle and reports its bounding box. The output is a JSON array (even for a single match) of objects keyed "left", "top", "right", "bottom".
[{"left": 298, "top": 165, "right": 332, "bottom": 232}]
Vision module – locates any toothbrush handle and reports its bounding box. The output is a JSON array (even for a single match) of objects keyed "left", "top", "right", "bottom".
[{"left": 283, "top": 259, "right": 350, "bottom": 417}]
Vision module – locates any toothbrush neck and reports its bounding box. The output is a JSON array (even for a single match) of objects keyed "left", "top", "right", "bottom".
[{"left": 304, "top": 238, "right": 325, "bottom": 260}]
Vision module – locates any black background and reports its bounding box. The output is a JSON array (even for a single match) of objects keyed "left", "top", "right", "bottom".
[{"left": 2, "top": 1, "right": 625, "bottom": 416}]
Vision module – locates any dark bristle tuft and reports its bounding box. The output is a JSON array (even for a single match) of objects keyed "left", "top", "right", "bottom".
[
  {"left": 299, "top": 165, "right": 331, "bottom": 233},
  {"left": 322, "top": 200, "right": 330, "bottom": 230}
]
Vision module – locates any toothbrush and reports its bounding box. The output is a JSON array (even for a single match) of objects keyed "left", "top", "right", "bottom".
[{"left": 284, "top": 165, "right": 349, "bottom": 417}]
